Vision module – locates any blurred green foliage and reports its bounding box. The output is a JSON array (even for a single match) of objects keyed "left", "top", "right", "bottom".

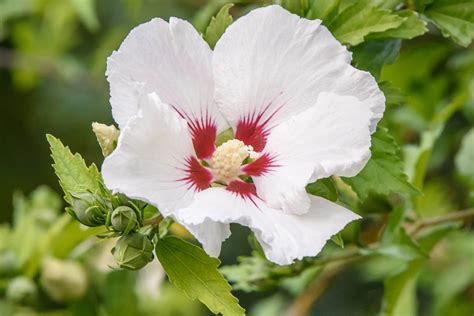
[{"left": 0, "top": 0, "right": 473, "bottom": 315}]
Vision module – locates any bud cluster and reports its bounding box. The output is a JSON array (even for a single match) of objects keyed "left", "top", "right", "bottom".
[{"left": 65, "top": 188, "right": 159, "bottom": 270}]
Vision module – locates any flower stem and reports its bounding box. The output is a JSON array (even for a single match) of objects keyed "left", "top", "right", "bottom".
[{"left": 143, "top": 214, "right": 163, "bottom": 227}]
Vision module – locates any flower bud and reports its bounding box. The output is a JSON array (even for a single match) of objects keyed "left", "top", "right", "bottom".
[
  {"left": 0, "top": 250, "right": 18, "bottom": 277},
  {"left": 40, "top": 257, "right": 88, "bottom": 303},
  {"left": 111, "top": 206, "right": 138, "bottom": 233},
  {"left": 112, "top": 232, "right": 153, "bottom": 270},
  {"left": 6, "top": 277, "right": 38, "bottom": 306},
  {"left": 68, "top": 191, "right": 109, "bottom": 227},
  {"left": 92, "top": 122, "right": 120, "bottom": 156}
]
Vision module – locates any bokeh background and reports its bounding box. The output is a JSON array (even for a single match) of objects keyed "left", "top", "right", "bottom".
[{"left": 1, "top": 0, "right": 473, "bottom": 315}]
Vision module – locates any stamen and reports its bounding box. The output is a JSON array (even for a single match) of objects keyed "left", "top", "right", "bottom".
[{"left": 211, "top": 139, "right": 252, "bottom": 183}]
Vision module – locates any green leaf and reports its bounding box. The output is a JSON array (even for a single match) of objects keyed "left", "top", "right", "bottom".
[
  {"left": 306, "top": 178, "right": 338, "bottom": 202},
  {"left": 70, "top": 0, "right": 100, "bottom": 32},
  {"left": 381, "top": 224, "right": 456, "bottom": 316},
  {"left": 382, "top": 259, "right": 421, "bottom": 316},
  {"left": 342, "top": 127, "right": 420, "bottom": 200},
  {"left": 306, "top": 0, "right": 340, "bottom": 21},
  {"left": 416, "top": 181, "right": 456, "bottom": 218},
  {"left": 156, "top": 236, "right": 245, "bottom": 316},
  {"left": 46, "top": 134, "right": 103, "bottom": 203},
  {"left": 221, "top": 254, "right": 277, "bottom": 292},
  {"left": 351, "top": 39, "right": 401, "bottom": 78},
  {"left": 330, "top": 233, "right": 345, "bottom": 248},
  {"left": 328, "top": 1, "right": 405, "bottom": 46},
  {"left": 455, "top": 128, "right": 474, "bottom": 184},
  {"left": 379, "top": 81, "right": 406, "bottom": 107},
  {"left": 279, "top": 266, "right": 323, "bottom": 296},
  {"left": 104, "top": 270, "right": 140, "bottom": 316},
  {"left": 367, "top": 10, "right": 428, "bottom": 40},
  {"left": 372, "top": 0, "right": 403, "bottom": 10},
  {"left": 279, "top": 0, "right": 311, "bottom": 15},
  {"left": 425, "top": 0, "right": 474, "bottom": 47},
  {"left": 373, "top": 208, "right": 426, "bottom": 261},
  {"left": 204, "top": 3, "right": 233, "bottom": 49}
]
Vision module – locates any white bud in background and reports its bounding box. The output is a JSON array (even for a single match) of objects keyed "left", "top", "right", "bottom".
[{"left": 40, "top": 257, "right": 88, "bottom": 303}]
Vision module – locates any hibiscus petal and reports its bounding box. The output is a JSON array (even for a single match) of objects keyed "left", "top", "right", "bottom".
[
  {"left": 213, "top": 5, "right": 384, "bottom": 152},
  {"left": 177, "top": 188, "right": 360, "bottom": 265},
  {"left": 107, "top": 17, "right": 226, "bottom": 158},
  {"left": 184, "top": 221, "right": 231, "bottom": 257},
  {"left": 251, "top": 92, "right": 372, "bottom": 214},
  {"left": 102, "top": 93, "right": 212, "bottom": 215}
]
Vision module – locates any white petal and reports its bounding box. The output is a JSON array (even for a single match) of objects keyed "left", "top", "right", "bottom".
[
  {"left": 177, "top": 188, "right": 360, "bottom": 265},
  {"left": 252, "top": 92, "right": 372, "bottom": 214},
  {"left": 107, "top": 17, "right": 226, "bottom": 132},
  {"left": 183, "top": 221, "right": 231, "bottom": 257},
  {"left": 102, "top": 93, "right": 209, "bottom": 214},
  {"left": 213, "top": 5, "right": 383, "bottom": 152}
]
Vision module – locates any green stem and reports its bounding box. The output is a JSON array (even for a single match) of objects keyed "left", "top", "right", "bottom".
[{"left": 143, "top": 214, "right": 163, "bottom": 227}]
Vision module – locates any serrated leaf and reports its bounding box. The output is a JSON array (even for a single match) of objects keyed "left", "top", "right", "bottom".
[
  {"left": 352, "top": 39, "right": 401, "bottom": 78},
  {"left": 328, "top": 1, "right": 405, "bottom": 45},
  {"left": 156, "top": 236, "right": 245, "bottom": 316},
  {"left": 46, "top": 134, "right": 103, "bottom": 202},
  {"left": 306, "top": 178, "right": 338, "bottom": 202},
  {"left": 221, "top": 254, "right": 276, "bottom": 292},
  {"left": 367, "top": 10, "right": 428, "bottom": 40},
  {"left": 343, "top": 127, "right": 419, "bottom": 200},
  {"left": 379, "top": 81, "right": 406, "bottom": 107},
  {"left": 204, "top": 3, "right": 233, "bottom": 49},
  {"left": 425, "top": 0, "right": 474, "bottom": 47}
]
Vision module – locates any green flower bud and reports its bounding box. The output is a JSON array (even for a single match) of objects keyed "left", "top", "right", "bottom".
[
  {"left": 69, "top": 191, "right": 109, "bottom": 227},
  {"left": 40, "top": 257, "right": 88, "bottom": 303},
  {"left": 0, "top": 250, "right": 18, "bottom": 277},
  {"left": 111, "top": 206, "right": 138, "bottom": 233},
  {"left": 6, "top": 277, "right": 38, "bottom": 306},
  {"left": 112, "top": 232, "right": 153, "bottom": 270}
]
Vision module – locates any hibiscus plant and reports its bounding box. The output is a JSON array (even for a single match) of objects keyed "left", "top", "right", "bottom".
[{"left": 34, "top": 1, "right": 474, "bottom": 315}]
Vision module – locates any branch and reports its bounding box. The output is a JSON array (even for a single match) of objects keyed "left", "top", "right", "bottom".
[
  {"left": 283, "top": 208, "right": 474, "bottom": 316},
  {"left": 283, "top": 259, "right": 350, "bottom": 316},
  {"left": 409, "top": 208, "right": 474, "bottom": 236}
]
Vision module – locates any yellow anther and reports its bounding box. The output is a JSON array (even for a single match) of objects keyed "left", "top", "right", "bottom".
[{"left": 211, "top": 139, "right": 251, "bottom": 183}]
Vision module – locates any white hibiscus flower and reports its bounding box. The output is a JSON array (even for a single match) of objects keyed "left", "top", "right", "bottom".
[{"left": 102, "top": 5, "right": 385, "bottom": 265}]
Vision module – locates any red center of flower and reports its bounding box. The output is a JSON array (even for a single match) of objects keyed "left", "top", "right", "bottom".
[{"left": 181, "top": 124, "right": 277, "bottom": 200}]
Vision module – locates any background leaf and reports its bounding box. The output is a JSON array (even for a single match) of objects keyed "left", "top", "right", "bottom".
[
  {"left": 367, "top": 10, "right": 427, "bottom": 40},
  {"left": 425, "top": 0, "right": 474, "bottom": 47},
  {"left": 342, "top": 127, "right": 419, "bottom": 200},
  {"left": 306, "top": 178, "right": 338, "bottom": 202},
  {"left": 328, "top": 1, "right": 405, "bottom": 45},
  {"left": 204, "top": 3, "right": 234, "bottom": 48},
  {"left": 351, "top": 39, "right": 401, "bottom": 78}
]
